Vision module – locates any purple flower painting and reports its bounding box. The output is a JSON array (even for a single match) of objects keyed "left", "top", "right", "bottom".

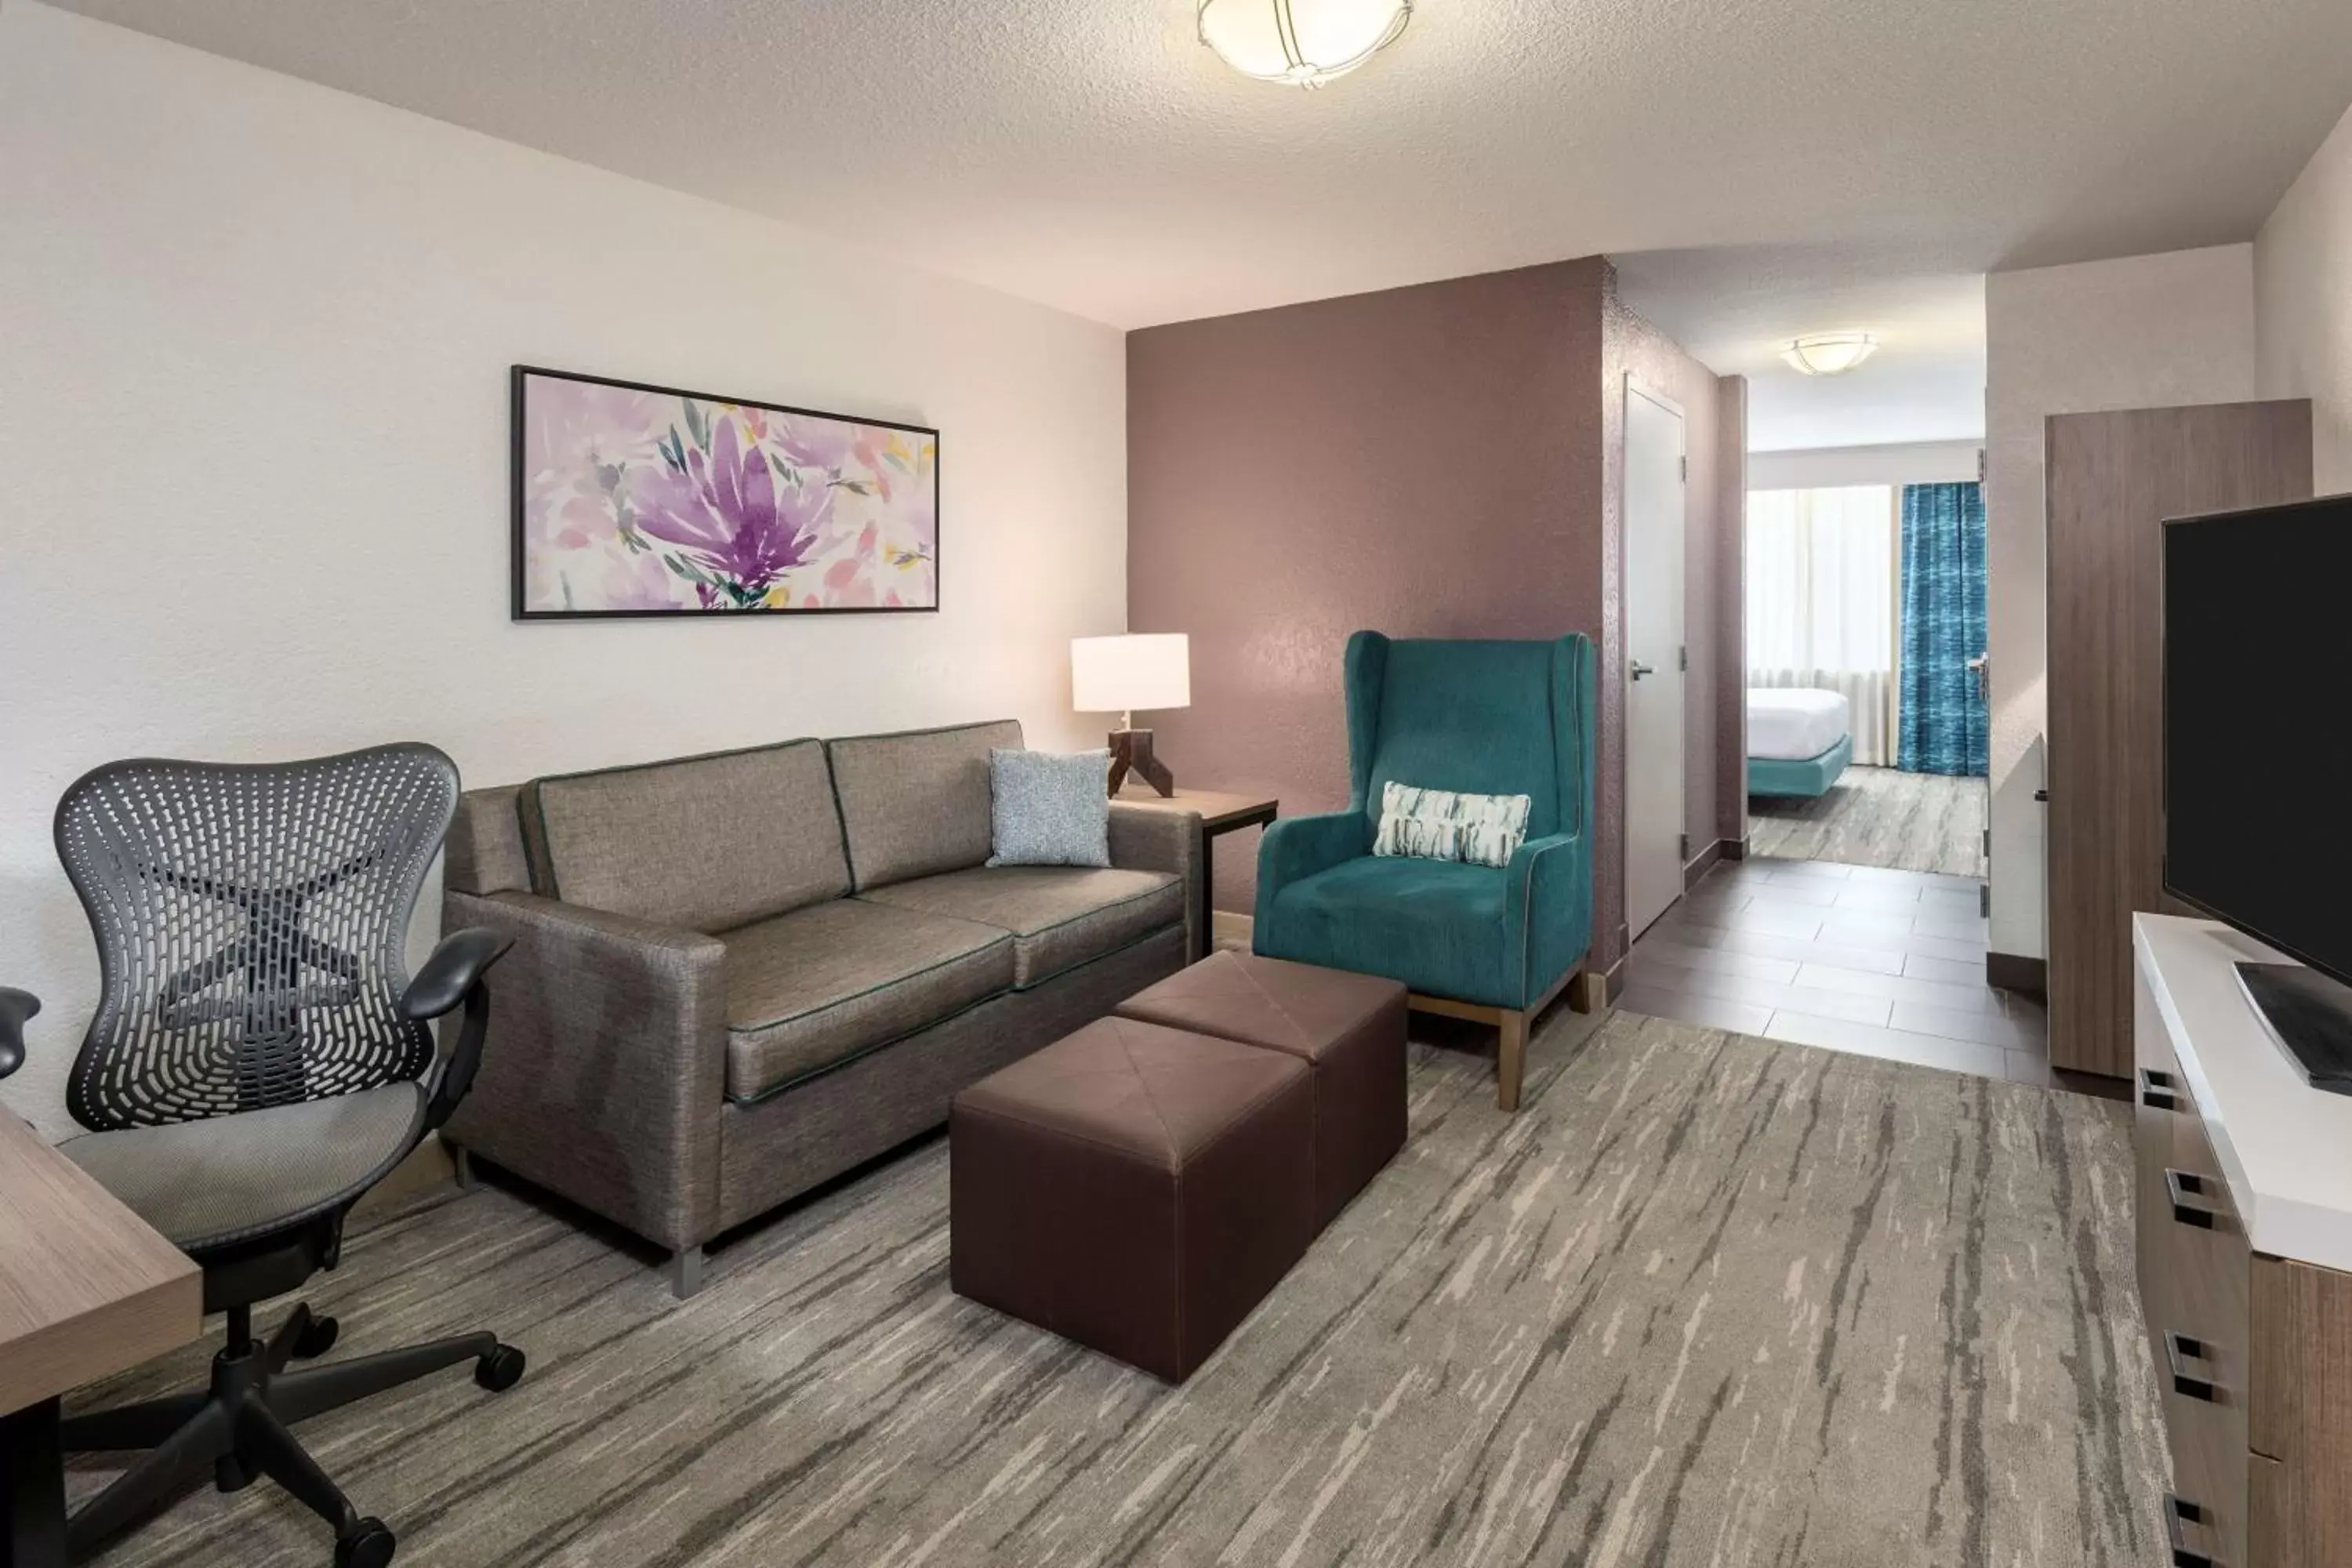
[{"left": 514, "top": 368, "right": 938, "bottom": 616}]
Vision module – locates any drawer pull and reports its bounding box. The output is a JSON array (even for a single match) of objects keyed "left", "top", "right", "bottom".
[
  {"left": 2166, "top": 1168, "right": 2221, "bottom": 1229},
  {"left": 2163, "top": 1330, "right": 2218, "bottom": 1402},
  {"left": 2140, "top": 1067, "right": 2179, "bottom": 1110},
  {"left": 2164, "top": 1494, "right": 2216, "bottom": 1568}
]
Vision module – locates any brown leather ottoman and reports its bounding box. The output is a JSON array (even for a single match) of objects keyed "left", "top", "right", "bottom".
[
  {"left": 1116, "top": 952, "right": 1408, "bottom": 1229},
  {"left": 949, "top": 1015, "right": 1313, "bottom": 1382}
]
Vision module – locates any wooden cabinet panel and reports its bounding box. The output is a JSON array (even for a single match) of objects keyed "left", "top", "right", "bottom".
[
  {"left": 2136, "top": 971, "right": 2183, "bottom": 1371},
  {"left": 2167, "top": 1098, "right": 2250, "bottom": 1568},
  {"left": 2249, "top": 1439, "right": 2352, "bottom": 1568},
  {"left": 2045, "top": 401, "right": 2311, "bottom": 1077},
  {"left": 2249, "top": 1255, "right": 2352, "bottom": 1470}
]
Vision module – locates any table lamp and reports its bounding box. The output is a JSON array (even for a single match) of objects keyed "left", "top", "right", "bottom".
[{"left": 1072, "top": 633, "right": 1190, "bottom": 796}]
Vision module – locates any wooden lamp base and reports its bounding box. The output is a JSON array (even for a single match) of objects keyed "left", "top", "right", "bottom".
[{"left": 1107, "top": 728, "right": 1174, "bottom": 797}]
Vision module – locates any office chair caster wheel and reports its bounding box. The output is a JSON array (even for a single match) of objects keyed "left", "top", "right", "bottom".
[
  {"left": 474, "top": 1344, "right": 526, "bottom": 1392},
  {"left": 336, "top": 1517, "right": 396, "bottom": 1568},
  {"left": 294, "top": 1313, "right": 339, "bottom": 1359}
]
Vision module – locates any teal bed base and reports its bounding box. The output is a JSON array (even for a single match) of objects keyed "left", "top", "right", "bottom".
[{"left": 1748, "top": 732, "right": 1853, "bottom": 798}]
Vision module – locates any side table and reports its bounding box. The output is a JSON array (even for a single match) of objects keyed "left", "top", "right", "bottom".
[{"left": 1113, "top": 788, "right": 1279, "bottom": 961}]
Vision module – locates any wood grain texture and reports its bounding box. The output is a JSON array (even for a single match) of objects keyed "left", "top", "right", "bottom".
[
  {"left": 2167, "top": 1101, "right": 2251, "bottom": 1568},
  {"left": 2133, "top": 972, "right": 2182, "bottom": 1385},
  {"left": 2045, "top": 400, "right": 2312, "bottom": 1076},
  {"left": 2247, "top": 1254, "right": 2352, "bottom": 1567},
  {"left": 0, "top": 1112, "right": 199, "bottom": 1414},
  {"left": 1112, "top": 787, "right": 1279, "bottom": 833}
]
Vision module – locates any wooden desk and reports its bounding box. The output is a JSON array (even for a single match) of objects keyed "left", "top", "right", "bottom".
[
  {"left": 1113, "top": 789, "right": 1278, "bottom": 961},
  {"left": 2, "top": 1109, "right": 201, "bottom": 1566}
]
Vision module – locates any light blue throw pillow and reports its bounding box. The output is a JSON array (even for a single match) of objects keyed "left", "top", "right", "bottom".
[{"left": 988, "top": 748, "right": 1112, "bottom": 868}]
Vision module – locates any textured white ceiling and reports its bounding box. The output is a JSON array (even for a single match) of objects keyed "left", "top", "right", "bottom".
[
  {"left": 46, "top": 0, "right": 2352, "bottom": 444},
  {"left": 1617, "top": 252, "right": 1989, "bottom": 451}
]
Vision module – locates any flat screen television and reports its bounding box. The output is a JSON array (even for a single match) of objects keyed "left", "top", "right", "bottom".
[{"left": 2164, "top": 492, "right": 2352, "bottom": 1091}]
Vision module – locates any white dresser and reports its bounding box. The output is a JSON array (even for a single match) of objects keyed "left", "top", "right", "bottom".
[{"left": 2133, "top": 913, "right": 2352, "bottom": 1568}]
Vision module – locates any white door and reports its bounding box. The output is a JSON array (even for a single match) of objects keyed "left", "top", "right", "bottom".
[{"left": 1624, "top": 379, "right": 1686, "bottom": 938}]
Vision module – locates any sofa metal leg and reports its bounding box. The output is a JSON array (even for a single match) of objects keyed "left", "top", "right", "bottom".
[
  {"left": 669, "top": 1246, "right": 705, "bottom": 1300},
  {"left": 1497, "top": 1010, "right": 1527, "bottom": 1112},
  {"left": 449, "top": 1143, "right": 475, "bottom": 1189}
]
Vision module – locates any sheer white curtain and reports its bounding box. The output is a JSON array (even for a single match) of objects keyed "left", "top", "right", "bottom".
[{"left": 1746, "top": 486, "right": 1896, "bottom": 765}]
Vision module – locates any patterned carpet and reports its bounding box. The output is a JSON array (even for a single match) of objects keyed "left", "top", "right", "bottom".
[
  {"left": 1748, "top": 765, "right": 1988, "bottom": 877},
  {"left": 79, "top": 1007, "right": 2164, "bottom": 1567}
]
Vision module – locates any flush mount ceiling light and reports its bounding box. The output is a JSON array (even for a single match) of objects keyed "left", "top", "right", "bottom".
[
  {"left": 1780, "top": 332, "right": 1880, "bottom": 376},
  {"left": 1198, "top": 0, "right": 1413, "bottom": 89}
]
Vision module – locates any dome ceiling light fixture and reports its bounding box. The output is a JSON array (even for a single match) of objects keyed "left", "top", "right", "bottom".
[
  {"left": 1198, "top": 0, "right": 1414, "bottom": 89},
  {"left": 1780, "top": 332, "right": 1880, "bottom": 376}
]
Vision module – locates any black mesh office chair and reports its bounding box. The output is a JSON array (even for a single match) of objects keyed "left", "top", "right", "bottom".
[{"left": 0, "top": 744, "right": 523, "bottom": 1568}]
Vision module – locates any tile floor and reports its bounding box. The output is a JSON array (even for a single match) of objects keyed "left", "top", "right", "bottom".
[{"left": 1618, "top": 852, "right": 2053, "bottom": 1087}]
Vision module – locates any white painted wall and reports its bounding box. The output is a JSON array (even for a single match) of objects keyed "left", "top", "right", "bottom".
[
  {"left": 2256, "top": 102, "right": 2352, "bottom": 495},
  {"left": 0, "top": 3, "right": 1129, "bottom": 1134},
  {"left": 1982, "top": 245, "right": 2258, "bottom": 960},
  {"left": 1748, "top": 440, "right": 1983, "bottom": 492}
]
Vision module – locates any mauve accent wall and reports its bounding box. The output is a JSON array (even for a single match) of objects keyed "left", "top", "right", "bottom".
[{"left": 1127, "top": 257, "right": 1740, "bottom": 978}]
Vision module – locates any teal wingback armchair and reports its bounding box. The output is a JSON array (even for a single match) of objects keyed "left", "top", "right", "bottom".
[{"left": 1253, "top": 632, "right": 1597, "bottom": 1109}]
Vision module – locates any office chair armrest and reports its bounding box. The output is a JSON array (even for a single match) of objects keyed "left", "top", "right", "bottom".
[
  {"left": 405, "top": 929, "right": 514, "bottom": 1133},
  {"left": 0, "top": 988, "right": 39, "bottom": 1080},
  {"left": 401, "top": 927, "right": 514, "bottom": 1022}
]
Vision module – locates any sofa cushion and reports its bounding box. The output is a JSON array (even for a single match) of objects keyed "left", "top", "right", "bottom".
[
  {"left": 856, "top": 865, "right": 1182, "bottom": 989},
  {"left": 525, "top": 739, "right": 849, "bottom": 934},
  {"left": 1257, "top": 854, "right": 1510, "bottom": 1007},
  {"left": 827, "top": 720, "right": 1023, "bottom": 891},
  {"left": 721, "top": 898, "right": 1015, "bottom": 1102}
]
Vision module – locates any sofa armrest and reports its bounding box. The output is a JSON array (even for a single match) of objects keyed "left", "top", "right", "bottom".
[
  {"left": 438, "top": 888, "right": 729, "bottom": 1254},
  {"left": 1108, "top": 801, "right": 1203, "bottom": 956},
  {"left": 1254, "top": 811, "right": 1372, "bottom": 931},
  {"left": 1502, "top": 832, "right": 1593, "bottom": 1009}
]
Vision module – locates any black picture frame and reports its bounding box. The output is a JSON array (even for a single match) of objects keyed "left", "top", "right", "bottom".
[{"left": 510, "top": 364, "right": 941, "bottom": 621}]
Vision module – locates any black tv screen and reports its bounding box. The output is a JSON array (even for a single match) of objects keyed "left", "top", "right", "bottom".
[{"left": 2164, "top": 495, "right": 2352, "bottom": 985}]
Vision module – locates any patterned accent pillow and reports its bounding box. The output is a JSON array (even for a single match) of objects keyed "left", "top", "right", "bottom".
[
  {"left": 987, "top": 749, "right": 1112, "bottom": 868},
  {"left": 1373, "top": 782, "right": 1532, "bottom": 869}
]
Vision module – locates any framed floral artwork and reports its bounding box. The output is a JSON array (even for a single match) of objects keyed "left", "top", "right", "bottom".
[{"left": 511, "top": 365, "right": 939, "bottom": 618}]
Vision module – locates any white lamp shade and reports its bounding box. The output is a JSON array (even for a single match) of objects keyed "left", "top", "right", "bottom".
[
  {"left": 1072, "top": 634, "right": 1191, "bottom": 715},
  {"left": 1198, "top": 0, "right": 1411, "bottom": 88}
]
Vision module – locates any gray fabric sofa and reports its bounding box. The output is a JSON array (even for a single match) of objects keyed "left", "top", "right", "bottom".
[{"left": 437, "top": 719, "right": 1195, "bottom": 1295}]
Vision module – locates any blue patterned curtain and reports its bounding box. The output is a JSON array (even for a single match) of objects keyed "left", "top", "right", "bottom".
[{"left": 1896, "top": 482, "right": 1989, "bottom": 775}]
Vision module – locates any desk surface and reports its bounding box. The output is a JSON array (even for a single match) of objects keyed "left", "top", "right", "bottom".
[
  {"left": 2135, "top": 913, "right": 2352, "bottom": 1272},
  {"left": 1112, "top": 789, "right": 1278, "bottom": 831},
  {"left": 0, "top": 1112, "right": 201, "bottom": 1413}
]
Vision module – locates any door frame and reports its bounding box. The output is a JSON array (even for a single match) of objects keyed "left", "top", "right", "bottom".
[{"left": 1621, "top": 374, "right": 1688, "bottom": 942}]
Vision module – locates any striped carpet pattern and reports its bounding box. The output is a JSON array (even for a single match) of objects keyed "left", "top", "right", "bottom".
[
  {"left": 1748, "top": 765, "right": 1988, "bottom": 877},
  {"left": 81, "top": 1008, "right": 2164, "bottom": 1567}
]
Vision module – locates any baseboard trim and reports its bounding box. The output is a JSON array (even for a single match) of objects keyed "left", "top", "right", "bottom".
[
  {"left": 1211, "top": 909, "right": 1253, "bottom": 949},
  {"left": 1986, "top": 950, "right": 2048, "bottom": 1000},
  {"left": 1682, "top": 837, "right": 1727, "bottom": 890},
  {"left": 1722, "top": 833, "right": 1753, "bottom": 862},
  {"left": 1599, "top": 953, "right": 1625, "bottom": 1004}
]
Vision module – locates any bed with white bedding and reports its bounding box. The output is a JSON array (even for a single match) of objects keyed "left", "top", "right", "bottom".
[{"left": 1747, "top": 688, "right": 1853, "bottom": 797}]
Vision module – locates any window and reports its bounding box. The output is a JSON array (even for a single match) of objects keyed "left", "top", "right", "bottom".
[{"left": 1746, "top": 485, "right": 1897, "bottom": 764}]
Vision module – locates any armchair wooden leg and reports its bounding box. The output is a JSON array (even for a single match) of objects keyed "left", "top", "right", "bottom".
[{"left": 1497, "top": 1010, "right": 1528, "bottom": 1112}]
